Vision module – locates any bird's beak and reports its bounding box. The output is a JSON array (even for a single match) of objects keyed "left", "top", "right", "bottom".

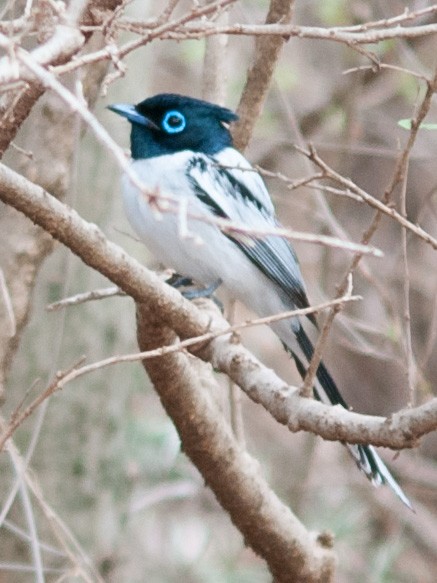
[{"left": 107, "top": 103, "right": 160, "bottom": 130}]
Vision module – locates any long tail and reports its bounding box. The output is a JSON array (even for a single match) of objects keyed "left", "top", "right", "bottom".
[{"left": 290, "top": 325, "right": 412, "bottom": 510}]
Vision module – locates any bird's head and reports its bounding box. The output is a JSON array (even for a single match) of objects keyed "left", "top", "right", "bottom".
[{"left": 108, "top": 93, "right": 238, "bottom": 160}]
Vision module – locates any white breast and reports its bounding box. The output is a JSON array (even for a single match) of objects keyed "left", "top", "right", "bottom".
[
  {"left": 122, "top": 152, "right": 238, "bottom": 285},
  {"left": 121, "top": 152, "right": 299, "bottom": 348}
]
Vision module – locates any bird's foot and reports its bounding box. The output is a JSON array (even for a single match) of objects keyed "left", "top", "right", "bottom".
[{"left": 166, "top": 273, "right": 223, "bottom": 307}]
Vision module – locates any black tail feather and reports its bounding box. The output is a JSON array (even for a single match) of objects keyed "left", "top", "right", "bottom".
[
  {"left": 286, "top": 325, "right": 412, "bottom": 510},
  {"left": 295, "top": 325, "right": 348, "bottom": 408}
]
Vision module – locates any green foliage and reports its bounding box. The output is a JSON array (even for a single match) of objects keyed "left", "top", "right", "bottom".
[{"left": 398, "top": 118, "right": 437, "bottom": 130}]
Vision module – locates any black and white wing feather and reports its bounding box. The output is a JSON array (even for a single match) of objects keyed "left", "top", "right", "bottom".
[
  {"left": 186, "top": 148, "right": 412, "bottom": 509},
  {"left": 186, "top": 147, "right": 311, "bottom": 314}
]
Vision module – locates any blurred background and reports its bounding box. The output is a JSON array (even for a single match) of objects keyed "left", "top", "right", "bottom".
[{"left": 1, "top": 0, "right": 437, "bottom": 581}]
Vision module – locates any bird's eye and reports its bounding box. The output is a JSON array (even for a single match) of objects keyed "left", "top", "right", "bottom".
[{"left": 162, "top": 110, "right": 186, "bottom": 134}]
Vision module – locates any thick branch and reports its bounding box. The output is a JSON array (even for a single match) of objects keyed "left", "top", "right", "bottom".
[
  {"left": 0, "top": 0, "right": 124, "bottom": 157},
  {"left": 0, "top": 161, "right": 210, "bottom": 338},
  {"left": 136, "top": 302, "right": 336, "bottom": 583},
  {"left": 232, "top": 0, "right": 295, "bottom": 151},
  {"left": 195, "top": 302, "right": 437, "bottom": 449},
  {"left": 0, "top": 162, "right": 436, "bottom": 449}
]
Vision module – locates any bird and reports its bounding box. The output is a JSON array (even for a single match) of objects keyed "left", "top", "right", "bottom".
[{"left": 108, "top": 93, "right": 412, "bottom": 509}]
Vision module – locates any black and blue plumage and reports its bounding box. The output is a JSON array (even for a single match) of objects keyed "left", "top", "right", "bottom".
[{"left": 109, "top": 93, "right": 411, "bottom": 509}]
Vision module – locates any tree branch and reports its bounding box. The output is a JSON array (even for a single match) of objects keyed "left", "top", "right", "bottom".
[
  {"left": 42, "top": 8, "right": 437, "bottom": 80},
  {"left": 0, "top": 1, "right": 126, "bottom": 401},
  {"left": 296, "top": 145, "right": 437, "bottom": 252},
  {"left": 232, "top": 0, "right": 295, "bottom": 151},
  {"left": 135, "top": 302, "right": 336, "bottom": 583},
  {"left": 174, "top": 21, "right": 437, "bottom": 44},
  {"left": 0, "top": 8, "right": 85, "bottom": 156},
  {"left": 0, "top": 162, "right": 436, "bottom": 450}
]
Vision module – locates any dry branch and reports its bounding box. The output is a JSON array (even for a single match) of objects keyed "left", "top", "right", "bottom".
[
  {"left": 2, "top": 1, "right": 436, "bottom": 580},
  {"left": 232, "top": 0, "right": 295, "bottom": 151},
  {"left": 48, "top": 7, "right": 437, "bottom": 77},
  {"left": 297, "top": 146, "right": 437, "bottom": 252},
  {"left": 0, "top": 0, "right": 126, "bottom": 402},
  {"left": 178, "top": 21, "right": 437, "bottom": 44},
  {"left": 0, "top": 162, "right": 436, "bottom": 450},
  {"left": 292, "top": 62, "right": 437, "bottom": 408},
  {"left": 135, "top": 302, "right": 336, "bottom": 583},
  {"left": 2, "top": 47, "right": 380, "bottom": 257},
  {"left": 0, "top": 0, "right": 88, "bottom": 156},
  {"left": 0, "top": 292, "right": 361, "bottom": 450}
]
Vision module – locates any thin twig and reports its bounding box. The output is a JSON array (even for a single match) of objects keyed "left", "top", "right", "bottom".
[
  {"left": 300, "top": 274, "right": 354, "bottom": 398},
  {"left": 297, "top": 144, "right": 437, "bottom": 252},
  {"left": 170, "top": 21, "right": 437, "bottom": 44},
  {"left": 50, "top": 0, "right": 237, "bottom": 76},
  {"left": 46, "top": 286, "right": 125, "bottom": 311},
  {"left": 14, "top": 460, "right": 44, "bottom": 583},
  {"left": 399, "top": 160, "right": 416, "bottom": 406},
  {"left": 227, "top": 300, "right": 246, "bottom": 446},
  {"left": 0, "top": 294, "right": 361, "bottom": 450},
  {"left": 384, "top": 65, "right": 437, "bottom": 203},
  {"left": 2, "top": 41, "right": 384, "bottom": 259},
  {"left": 298, "top": 62, "right": 437, "bottom": 403},
  {"left": 343, "top": 62, "right": 429, "bottom": 82},
  {"left": 0, "top": 267, "right": 16, "bottom": 337}
]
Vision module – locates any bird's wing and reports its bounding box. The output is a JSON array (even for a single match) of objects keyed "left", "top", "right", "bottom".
[
  {"left": 186, "top": 152, "right": 412, "bottom": 509},
  {"left": 213, "top": 147, "right": 276, "bottom": 215},
  {"left": 185, "top": 151, "right": 311, "bottom": 311}
]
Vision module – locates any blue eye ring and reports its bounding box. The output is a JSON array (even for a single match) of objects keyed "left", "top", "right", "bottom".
[{"left": 162, "top": 110, "right": 186, "bottom": 134}]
